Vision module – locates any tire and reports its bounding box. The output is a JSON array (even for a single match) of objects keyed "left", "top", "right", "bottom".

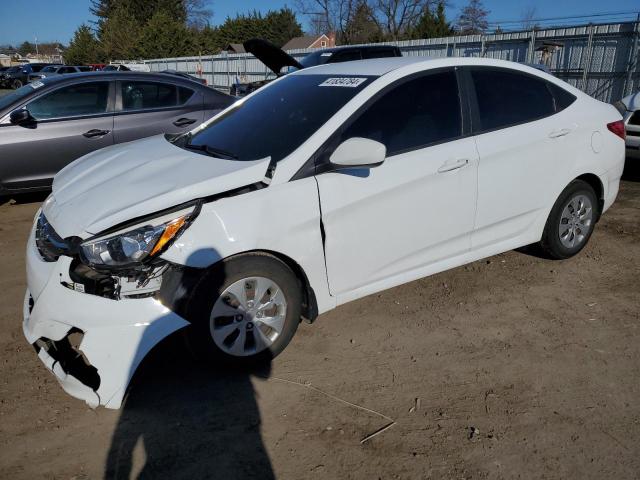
[
  {"left": 539, "top": 180, "right": 599, "bottom": 259},
  {"left": 11, "top": 79, "right": 23, "bottom": 89},
  {"left": 184, "top": 253, "right": 302, "bottom": 364}
]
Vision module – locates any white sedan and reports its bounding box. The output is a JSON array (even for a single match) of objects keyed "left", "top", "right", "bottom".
[{"left": 24, "top": 57, "right": 625, "bottom": 408}]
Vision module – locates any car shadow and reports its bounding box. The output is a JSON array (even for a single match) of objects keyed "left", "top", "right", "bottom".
[
  {"left": 104, "top": 334, "right": 275, "bottom": 480},
  {"left": 0, "top": 191, "right": 49, "bottom": 206},
  {"left": 622, "top": 157, "right": 640, "bottom": 182}
]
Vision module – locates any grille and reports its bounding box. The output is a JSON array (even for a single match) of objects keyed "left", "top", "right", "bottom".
[{"left": 35, "top": 214, "right": 70, "bottom": 262}]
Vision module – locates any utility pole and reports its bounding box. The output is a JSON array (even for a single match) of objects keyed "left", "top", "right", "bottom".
[{"left": 35, "top": 36, "right": 39, "bottom": 57}]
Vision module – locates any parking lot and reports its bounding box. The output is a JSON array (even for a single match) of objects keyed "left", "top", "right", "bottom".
[{"left": 0, "top": 103, "right": 638, "bottom": 480}]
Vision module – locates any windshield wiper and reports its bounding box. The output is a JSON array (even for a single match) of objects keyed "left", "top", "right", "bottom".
[{"left": 183, "top": 142, "right": 238, "bottom": 160}]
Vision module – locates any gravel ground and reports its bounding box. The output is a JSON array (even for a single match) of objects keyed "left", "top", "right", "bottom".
[{"left": 0, "top": 163, "right": 638, "bottom": 479}]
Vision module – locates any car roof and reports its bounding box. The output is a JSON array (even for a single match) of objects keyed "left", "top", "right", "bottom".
[
  {"left": 35, "top": 70, "right": 207, "bottom": 87},
  {"left": 294, "top": 56, "right": 556, "bottom": 78},
  {"left": 317, "top": 45, "right": 399, "bottom": 54}
]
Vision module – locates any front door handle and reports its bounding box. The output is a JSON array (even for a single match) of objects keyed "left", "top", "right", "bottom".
[
  {"left": 173, "top": 117, "right": 197, "bottom": 127},
  {"left": 549, "top": 128, "right": 571, "bottom": 138},
  {"left": 82, "top": 129, "right": 110, "bottom": 138},
  {"left": 438, "top": 158, "right": 469, "bottom": 173}
]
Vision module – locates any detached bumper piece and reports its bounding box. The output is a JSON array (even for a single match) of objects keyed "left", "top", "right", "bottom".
[{"left": 33, "top": 329, "right": 101, "bottom": 400}]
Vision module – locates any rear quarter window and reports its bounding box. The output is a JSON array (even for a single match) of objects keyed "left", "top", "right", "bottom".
[{"left": 547, "top": 83, "right": 576, "bottom": 112}]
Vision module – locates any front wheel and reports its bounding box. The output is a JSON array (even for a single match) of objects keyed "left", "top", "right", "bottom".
[
  {"left": 12, "top": 79, "right": 23, "bottom": 89},
  {"left": 185, "top": 253, "right": 302, "bottom": 364},
  {"left": 539, "top": 180, "right": 599, "bottom": 259}
]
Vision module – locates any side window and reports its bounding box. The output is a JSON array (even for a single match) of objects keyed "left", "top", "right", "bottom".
[
  {"left": 28, "top": 82, "right": 110, "bottom": 120},
  {"left": 59, "top": 67, "right": 76, "bottom": 74},
  {"left": 471, "top": 68, "right": 555, "bottom": 131},
  {"left": 331, "top": 50, "right": 362, "bottom": 63},
  {"left": 178, "top": 86, "right": 194, "bottom": 104},
  {"left": 362, "top": 48, "right": 397, "bottom": 59},
  {"left": 121, "top": 81, "right": 177, "bottom": 110},
  {"left": 342, "top": 70, "right": 461, "bottom": 156},
  {"left": 547, "top": 82, "right": 576, "bottom": 112}
]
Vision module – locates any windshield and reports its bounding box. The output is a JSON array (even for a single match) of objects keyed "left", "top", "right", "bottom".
[
  {"left": 181, "top": 73, "right": 375, "bottom": 162},
  {"left": 6, "top": 66, "right": 21, "bottom": 73},
  {"left": 41, "top": 66, "right": 57, "bottom": 73},
  {"left": 0, "top": 83, "right": 39, "bottom": 111},
  {"left": 299, "top": 51, "right": 332, "bottom": 68}
]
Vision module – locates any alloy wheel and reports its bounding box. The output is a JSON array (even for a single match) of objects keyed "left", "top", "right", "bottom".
[{"left": 558, "top": 194, "right": 593, "bottom": 249}]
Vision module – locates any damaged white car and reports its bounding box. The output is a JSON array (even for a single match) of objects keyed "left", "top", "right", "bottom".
[{"left": 24, "top": 57, "right": 625, "bottom": 409}]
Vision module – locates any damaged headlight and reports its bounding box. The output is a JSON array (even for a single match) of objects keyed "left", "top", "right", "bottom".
[{"left": 80, "top": 206, "right": 197, "bottom": 268}]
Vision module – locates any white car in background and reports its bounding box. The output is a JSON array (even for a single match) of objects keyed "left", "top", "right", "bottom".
[
  {"left": 615, "top": 91, "right": 639, "bottom": 158},
  {"left": 24, "top": 57, "right": 625, "bottom": 409}
]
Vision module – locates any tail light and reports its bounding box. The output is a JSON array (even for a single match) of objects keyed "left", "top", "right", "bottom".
[{"left": 607, "top": 120, "right": 625, "bottom": 140}]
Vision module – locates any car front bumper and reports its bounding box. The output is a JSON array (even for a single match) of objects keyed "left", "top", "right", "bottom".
[{"left": 24, "top": 225, "right": 189, "bottom": 409}]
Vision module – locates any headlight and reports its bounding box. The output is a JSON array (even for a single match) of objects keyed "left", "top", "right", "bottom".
[{"left": 80, "top": 206, "right": 197, "bottom": 268}]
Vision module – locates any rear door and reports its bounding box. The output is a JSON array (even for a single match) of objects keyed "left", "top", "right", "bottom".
[
  {"left": 113, "top": 79, "right": 205, "bottom": 143},
  {"left": 0, "top": 80, "right": 114, "bottom": 189},
  {"left": 466, "top": 67, "right": 573, "bottom": 249}
]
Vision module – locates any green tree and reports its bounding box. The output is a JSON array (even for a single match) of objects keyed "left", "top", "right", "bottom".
[
  {"left": 411, "top": 2, "right": 453, "bottom": 39},
  {"left": 17, "top": 41, "right": 35, "bottom": 56},
  {"left": 262, "top": 8, "right": 303, "bottom": 47},
  {"left": 64, "top": 24, "right": 102, "bottom": 64},
  {"left": 91, "top": 0, "right": 187, "bottom": 26},
  {"left": 138, "top": 10, "right": 195, "bottom": 58}
]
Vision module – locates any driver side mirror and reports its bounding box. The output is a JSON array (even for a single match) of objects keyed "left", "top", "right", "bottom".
[
  {"left": 329, "top": 137, "right": 386, "bottom": 169},
  {"left": 10, "top": 108, "right": 33, "bottom": 126}
]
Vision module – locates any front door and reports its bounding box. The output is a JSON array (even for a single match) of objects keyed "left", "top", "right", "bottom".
[
  {"left": 0, "top": 80, "right": 114, "bottom": 190},
  {"left": 316, "top": 69, "right": 478, "bottom": 298}
]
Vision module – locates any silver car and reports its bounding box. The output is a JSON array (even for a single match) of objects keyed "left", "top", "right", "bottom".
[
  {"left": 28, "top": 65, "right": 92, "bottom": 82},
  {"left": 0, "top": 71, "right": 233, "bottom": 194},
  {"left": 614, "top": 91, "right": 639, "bottom": 158}
]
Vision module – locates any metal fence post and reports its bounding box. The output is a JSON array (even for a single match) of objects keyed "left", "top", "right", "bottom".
[
  {"left": 624, "top": 14, "right": 640, "bottom": 96},
  {"left": 582, "top": 23, "right": 595, "bottom": 93}
]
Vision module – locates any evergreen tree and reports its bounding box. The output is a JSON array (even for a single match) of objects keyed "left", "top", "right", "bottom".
[
  {"left": 263, "top": 8, "right": 303, "bottom": 47},
  {"left": 138, "top": 10, "right": 195, "bottom": 58},
  {"left": 411, "top": 2, "right": 453, "bottom": 39},
  {"left": 18, "top": 41, "right": 35, "bottom": 56},
  {"left": 99, "top": 6, "right": 141, "bottom": 60},
  {"left": 64, "top": 24, "right": 102, "bottom": 64}
]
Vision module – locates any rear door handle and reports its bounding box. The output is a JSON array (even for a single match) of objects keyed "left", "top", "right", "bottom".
[
  {"left": 173, "top": 117, "right": 197, "bottom": 127},
  {"left": 438, "top": 158, "right": 469, "bottom": 173},
  {"left": 549, "top": 128, "right": 571, "bottom": 138},
  {"left": 82, "top": 129, "right": 110, "bottom": 138}
]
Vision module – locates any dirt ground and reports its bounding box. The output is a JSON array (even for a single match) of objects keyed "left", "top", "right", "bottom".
[{"left": 0, "top": 163, "right": 639, "bottom": 480}]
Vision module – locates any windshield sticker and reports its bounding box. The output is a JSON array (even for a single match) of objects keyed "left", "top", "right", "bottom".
[
  {"left": 320, "top": 52, "right": 333, "bottom": 57},
  {"left": 30, "top": 81, "right": 45, "bottom": 89},
  {"left": 319, "top": 77, "right": 367, "bottom": 88}
]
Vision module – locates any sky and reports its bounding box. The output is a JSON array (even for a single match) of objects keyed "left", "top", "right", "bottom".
[{"left": 0, "top": 0, "right": 638, "bottom": 46}]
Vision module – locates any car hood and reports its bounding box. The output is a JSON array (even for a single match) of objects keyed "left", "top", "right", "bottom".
[
  {"left": 621, "top": 91, "right": 640, "bottom": 112},
  {"left": 43, "top": 135, "right": 271, "bottom": 238},
  {"left": 243, "top": 38, "right": 303, "bottom": 75}
]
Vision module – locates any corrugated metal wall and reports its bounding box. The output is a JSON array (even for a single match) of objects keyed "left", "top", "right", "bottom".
[{"left": 142, "top": 20, "right": 640, "bottom": 103}]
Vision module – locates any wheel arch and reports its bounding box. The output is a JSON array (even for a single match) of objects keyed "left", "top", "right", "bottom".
[{"left": 574, "top": 173, "right": 604, "bottom": 220}]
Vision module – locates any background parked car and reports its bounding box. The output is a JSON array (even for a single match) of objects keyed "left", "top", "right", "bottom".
[
  {"left": 161, "top": 69, "right": 207, "bottom": 85},
  {"left": 0, "top": 65, "right": 24, "bottom": 88},
  {"left": 230, "top": 39, "right": 402, "bottom": 96},
  {"left": 4, "top": 63, "right": 61, "bottom": 89},
  {"left": 614, "top": 91, "right": 638, "bottom": 158},
  {"left": 0, "top": 71, "right": 233, "bottom": 194},
  {"left": 28, "top": 65, "right": 92, "bottom": 82}
]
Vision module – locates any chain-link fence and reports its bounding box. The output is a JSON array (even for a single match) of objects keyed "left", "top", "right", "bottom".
[{"left": 140, "top": 20, "right": 640, "bottom": 103}]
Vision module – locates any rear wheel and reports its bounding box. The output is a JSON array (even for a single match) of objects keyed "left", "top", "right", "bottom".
[
  {"left": 11, "top": 79, "right": 23, "bottom": 89},
  {"left": 185, "top": 253, "right": 302, "bottom": 364},
  {"left": 539, "top": 180, "right": 599, "bottom": 259}
]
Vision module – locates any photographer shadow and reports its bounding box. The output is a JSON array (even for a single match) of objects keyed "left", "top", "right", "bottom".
[{"left": 105, "top": 248, "right": 275, "bottom": 480}]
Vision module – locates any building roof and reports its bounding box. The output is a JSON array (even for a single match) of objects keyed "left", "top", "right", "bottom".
[
  {"left": 282, "top": 35, "right": 328, "bottom": 50},
  {"left": 226, "top": 43, "right": 246, "bottom": 53}
]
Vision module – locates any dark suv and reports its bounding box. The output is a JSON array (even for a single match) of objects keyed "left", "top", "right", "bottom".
[
  {"left": 4, "top": 63, "right": 61, "bottom": 89},
  {"left": 231, "top": 39, "right": 402, "bottom": 96}
]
